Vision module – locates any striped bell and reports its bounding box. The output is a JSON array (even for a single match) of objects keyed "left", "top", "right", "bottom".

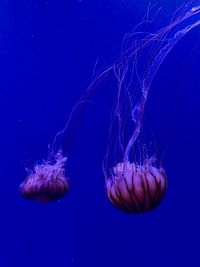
[{"left": 106, "top": 159, "right": 167, "bottom": 213}]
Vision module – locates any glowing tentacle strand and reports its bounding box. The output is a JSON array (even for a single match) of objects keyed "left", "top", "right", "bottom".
[{"left": 124, "top": 13, "right": 200, "bottom": 162}]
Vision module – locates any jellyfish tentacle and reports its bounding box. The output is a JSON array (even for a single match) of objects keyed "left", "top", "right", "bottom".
[{"left": 124, "top": 17, "right": 200, "bottom": 163}]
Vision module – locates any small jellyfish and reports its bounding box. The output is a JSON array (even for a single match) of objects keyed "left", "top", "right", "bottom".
[
  {"left": 20, "top": 151, "right": 69, "bottom": 202},
  {"left": 19, "top": 36, "right": 114, "bottom": 202},
  {"left": 19, "top": 68, "right": 106, "bottom": 203},
  {"left": 103, "top": 1, "right": 200, "bottom": 212}
]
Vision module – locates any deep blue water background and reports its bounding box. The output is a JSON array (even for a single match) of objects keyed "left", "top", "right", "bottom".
[{"left": 1, "top": 0, "right": 200, "bottom": 266}]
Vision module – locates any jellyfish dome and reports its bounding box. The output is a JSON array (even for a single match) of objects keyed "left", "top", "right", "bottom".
[
  {"left": 106, "top": 159, "right": 167, "bottom": 213},
  {"left": 20, "top": 151, "right": 69, "bottom": 203}
]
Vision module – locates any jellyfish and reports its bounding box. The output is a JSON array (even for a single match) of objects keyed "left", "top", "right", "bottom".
[
  {"left": 19, "top": 64, "right": 112, "bottom": 202},
  {"left": 103, "top": 2, "right": 200, "bottom": 213},
  {"left": 20, "top": 151, "right": 69, "bottom": 203}
]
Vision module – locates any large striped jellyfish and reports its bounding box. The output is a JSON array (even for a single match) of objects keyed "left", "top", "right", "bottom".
[
  {"left": 19, "top": 1, "right": 200, "bottom": 206},
  {"left": 104, "top": 2, "right": 200, "bottom": 213}
]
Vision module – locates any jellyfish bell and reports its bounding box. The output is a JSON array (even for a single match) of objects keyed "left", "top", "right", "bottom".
[
  {"left": 20, "top": 151, "right": 69, "bottom": 203},
  {"left": 106, "top": 158, "right": 167, "bottom": 213}
]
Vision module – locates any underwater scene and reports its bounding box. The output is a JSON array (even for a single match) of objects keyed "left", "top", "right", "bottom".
[{"left": 1, "top": 0, "right": 200, "bottom": 266}]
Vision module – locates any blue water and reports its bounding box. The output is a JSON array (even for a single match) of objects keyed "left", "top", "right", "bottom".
[{"left": 1, "top": 0, "right": 200, "bottom": 266}]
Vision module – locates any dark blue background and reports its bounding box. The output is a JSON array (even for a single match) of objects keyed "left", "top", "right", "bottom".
[{"left": 1, "top": 0, "right": 200, "bottom": 266}]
